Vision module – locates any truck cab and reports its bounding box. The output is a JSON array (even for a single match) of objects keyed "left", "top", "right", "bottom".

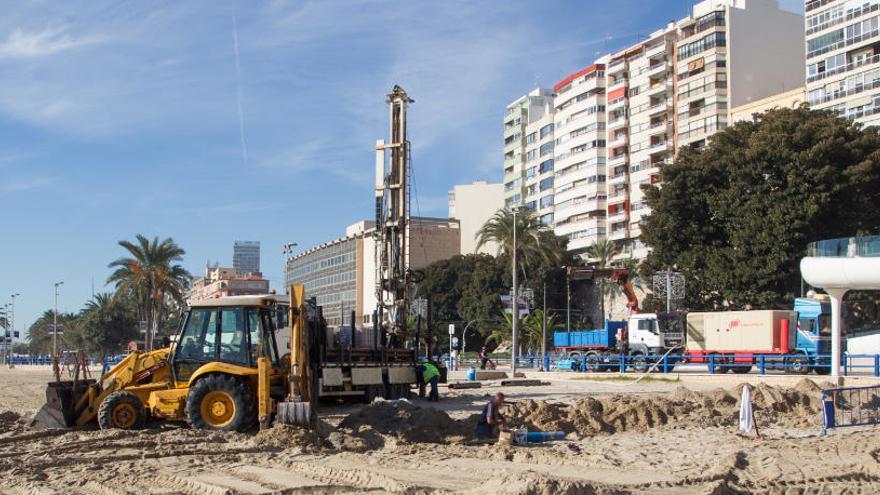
[
  {"left": 625, "top": 312, "right": 684, "bottom": 354},
  {"left": 793, "top": 296, "right": 831, "bottom": 359}
]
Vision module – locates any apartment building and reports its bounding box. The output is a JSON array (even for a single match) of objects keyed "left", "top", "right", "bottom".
[
  {"left": 805, "top": 0, "right": 880, "bottom": 126},
  {"left": 503, "top": 88, "right": 555, "bottom": 208},
  {"left": 502, "top": 0, "right": 804, "bottom": 260},
  {"left": 552, "top": 64, "right": 609, "bottom": 251},
  {"left": 676, "top": 0, "right": 804, "bottom": 149},
  {"left": 447, "top": 181, "right": 504, "bottom": 255}
]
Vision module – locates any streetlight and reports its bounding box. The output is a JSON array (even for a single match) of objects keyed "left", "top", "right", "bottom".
[
  {"left": 511, "top": 207, "right": 519, "bottom": 374},
  {"left": 282, "top": 242, "right": 298, "bottom": 290},
  {"left": 9, "top": 293, "right": 19, "bottom": 365},
  {"left": 53, "top": 282, "right": 63, "bottom": 359}
]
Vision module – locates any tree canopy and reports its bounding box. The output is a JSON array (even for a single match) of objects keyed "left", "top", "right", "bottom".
[{"left": 641, "top": 107, "right": 880, "bottom": 310}]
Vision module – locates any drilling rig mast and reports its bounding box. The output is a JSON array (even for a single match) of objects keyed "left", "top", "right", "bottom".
[{"left": 374, "top": 85, "right": 414, "bottom": 347}]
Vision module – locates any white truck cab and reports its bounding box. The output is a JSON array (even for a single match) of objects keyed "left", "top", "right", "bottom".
[{"left": 626, "top": 312, "right": 684, "bottom": 354}]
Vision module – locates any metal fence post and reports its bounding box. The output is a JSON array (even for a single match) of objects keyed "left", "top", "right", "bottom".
[
  {"left": 663, "top": 355, "right": 669, "bottom": 374},
  {"left": 875, "top": 354, "right": 879, "bottom": 377},
  {"left": 709, "top": 354, "right": 715, "bottom": 374},
  {"left": 582, "top": 356, "right": 587, "bottom": 373},
  {"left": 844, "top": 354, "right": 849, "bottom": 376},
  {"left": 544, "top": 354, "right": 550, "bottom": 371},
  {"left": 620, "top": 354, "right": 626, "bottom": 374},
  {"left": 759, "top": 355, "right": 766, "bottom": 375}
]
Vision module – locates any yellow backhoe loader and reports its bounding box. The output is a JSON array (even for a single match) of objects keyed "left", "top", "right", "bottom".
[{"left": 33, "top": 285, "right": 318, "bottom": 431}]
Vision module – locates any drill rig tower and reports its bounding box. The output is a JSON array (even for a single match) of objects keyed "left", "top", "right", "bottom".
[{"left": 374, "top": 85, "right": 414, "bottom": 346}]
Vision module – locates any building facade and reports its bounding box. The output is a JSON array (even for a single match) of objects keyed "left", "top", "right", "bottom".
[
  {"left": 805, "top": 0, "right": 880, "bottom": 126},
  {"left": 286, "top": 218, "right": 460, "bottom": 329},
  {"left": 447, "top": 181, "right": 505, "bottom": 255},
  {"left": 730, "top": 86, "right": 806, "bottom": 122},
  {"left": 503, "top": 88, "right": 555, "bottom": 209},
  {"left": 232, "top": 240, "right": 260, "bottom": 275},
  {"left": 503, "top": 0, "right": 804, "bottom": 260},
  {"left": 189, "top": 266, "right": 270, "bottom": 302}
]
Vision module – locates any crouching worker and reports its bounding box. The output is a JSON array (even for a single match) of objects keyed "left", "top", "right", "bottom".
[
  {"left": 417, "top": 360, "right": 441, "bottom": 401},
  {"left": 475, "top": 392, "right": 505, "bottom": 440}
]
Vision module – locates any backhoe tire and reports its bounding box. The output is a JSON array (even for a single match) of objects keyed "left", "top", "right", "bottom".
[
  {"left": 98, "top": 391, "right": 146, "bottom": 430},
  {"left": 187, "top": 374, "right": 256, "bottom": 432}
]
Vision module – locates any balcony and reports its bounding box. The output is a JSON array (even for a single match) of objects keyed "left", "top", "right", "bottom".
[
  {"left": 648, "top": 100, "right": 672, "bottom": 116},
  {"left": 608, "top": 209, "right": 628, "bottom": 221},
  {"left": 609, "top": 132, "right": 628, "bottom": 148},
  {"left": 609, "top": 228, "right": 628, "bottom": 241},
  {"left": 503, "top": 139, "right": 522, "bottom": 154},
  {"left": 607, "top": 115, "right": 628, "bottom": 130},
  {"left": 807, "top": 236, "right": 880, "bottom": 258},
  {"left": 608, "top": 153, "right": 628, "bottom": 166}
]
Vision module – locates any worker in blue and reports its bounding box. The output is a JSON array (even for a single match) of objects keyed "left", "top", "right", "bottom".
[
  {"left": 475, "top": 392, "right": 505, "bottom": 440},
  {"left": 416, "top": 360, "right": 440, "bottom": 401}
]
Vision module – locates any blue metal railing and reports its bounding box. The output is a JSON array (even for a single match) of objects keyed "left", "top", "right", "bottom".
[
  {"left": 452, "top": 353, "right": 880, "bottom": 376},
  {"left": 821, "top": 384, "right": 880, "bottom": 434}
]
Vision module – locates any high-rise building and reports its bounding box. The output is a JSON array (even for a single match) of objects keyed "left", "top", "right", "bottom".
[
  {"left": 502, "top": 0, "right": 804, "bottom": 260},
  {"left": 448, "top": 181, "right": 505, "bottom": 255},
  {"left": 805, "top": 0, "right": 880, "bottom": 126},
  {"left": 233, "top": 240, "right": 260, "bottom": 275},
  {"left": 552, "top": 63, "right": 609, "bottom": 251},
  {"left": 503, "top": 88, "right": 555, "bottom": 209}
]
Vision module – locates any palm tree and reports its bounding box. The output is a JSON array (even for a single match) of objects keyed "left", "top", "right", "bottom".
[
  {"left": 585, "top": 239, "right": 621, "bottom": 322},
  {"left": 107, "top": 235, "right": 190, "bottom": 350},
  {"left": 475, "top": 207, "right": 563, "bottom": 280}
]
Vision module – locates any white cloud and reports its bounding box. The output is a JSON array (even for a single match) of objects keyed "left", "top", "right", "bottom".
[
  {"left": 1, "top": 175, "right": 55, "bottom": 193},
  {"left": 0, "top": 26, "right": 100, "bottom": 58}
]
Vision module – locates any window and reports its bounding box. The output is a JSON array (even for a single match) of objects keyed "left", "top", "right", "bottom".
[
  {"left": 540, "top": 123, "right": 554, "bottom": 139},
  {"left": 177, "top": 308, "right": 218, "bottom": 363},
  {"left": 539, "top": 159, "right": 554, "bottom": 174},
  {"left": 525, "top": 200, "right": 537, "bottom": 210},
  {"left": 539, "top": 213, "right": 553, "bottom": 225},
  {"left": 539, "top": 142, "right": 554, "bottom": 157},
  {"left": 525, "top": 132, "right": 536, "bottom": 144},
  {"left": 539, "top": 177, "right": 554, "bottom": 191},
  {"left": 219, "top": 307, "right": 249, "bottom": 365},
  {"left": 807, "top": 29, "right": 844, "bottom": 57},
  {"left": 539, "top": 195, "right": 554, "bottom": 209},
  {"left": 677, "top": 32, "right": 726, "bottom": 60},
  {"left": 526, "top": 149, "right": 537, "bottom": 161},
  {"left": 526, "top": 166, "right": 536, "bottom": 178}
]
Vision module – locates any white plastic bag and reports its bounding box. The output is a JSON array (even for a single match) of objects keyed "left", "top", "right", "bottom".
[{"left": 739, "top": 384, "right": 753, "bottom": 434}]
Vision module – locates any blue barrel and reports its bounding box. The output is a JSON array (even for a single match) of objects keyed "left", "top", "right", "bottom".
[
  {"left": 525, "top": 431, "right": 565, "bottom": 443},
  {"left": 466, "top": 366, "right": 477, "bottom": 381}
]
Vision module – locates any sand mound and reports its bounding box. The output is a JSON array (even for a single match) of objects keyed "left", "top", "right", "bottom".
[
  {"left": 338, "top": 399, "right": 472, "bottom": 444},
  {"left": 252, "top": 423, "right": 324, "bottom": 451},
  {"left": 0, "top": 411, "right": 22, "bottom": 429},
  {"left": 507, "top": 381, "right": 824, "bottom": 437}
]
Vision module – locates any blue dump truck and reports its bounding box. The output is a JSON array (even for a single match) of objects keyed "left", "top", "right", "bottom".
[
  {"left": 554, "top": 296, "right": 833, "bottom": 374},
  {"left": 553, "top": 314, "right": 683, "bottom": 372}
]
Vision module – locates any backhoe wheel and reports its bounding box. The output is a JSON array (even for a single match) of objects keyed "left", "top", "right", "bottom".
[
  {"left": 98, "top": 391, "right": 146, "bottom": 430},
  {"left": 187, "top": 374, "right": 256, "bottom": 432}
]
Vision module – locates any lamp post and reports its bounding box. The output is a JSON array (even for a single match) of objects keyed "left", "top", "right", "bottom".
[
  {"left": 511, "top": 207, "right": 519, "bottom": 374},
  {"left": 53, "top": 282, "right": 63, "bottom": 359},
  {"left": 9, "top": 293, "right": 19, "bottom": 365},
  {"left": 282, "top": 242, "right": 298, "bottom": 290}
]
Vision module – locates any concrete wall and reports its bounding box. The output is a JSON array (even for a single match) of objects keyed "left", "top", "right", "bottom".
[
  {"left": 729, "top": 86, "right": 805, "bottom": 122},
  {"left": 728, "top": 0, "right": 805, "bottom": 108},
  {"left": 448, "top": 181, "right": 504, "bottom": 255}
]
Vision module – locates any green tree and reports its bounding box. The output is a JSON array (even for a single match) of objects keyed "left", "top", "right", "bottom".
[
  {"left": 107, "top": 235, "right": 191, "bottom": 350},
  {"left": 26, "top": 310, "right": 81, "bottom": 356},
  {"left": 11, "top": 342, "right": 28, "bottom": 354},
  {"left": 585, "top": 239, "right": 622, "bottom": 319},
  {"left": 476, "top": 207, "right": 564, "bottom": 282},
  {"left": 78, "top": 293, "right": 139, "bottom": 358},
  {"left": 641, "top": 107, "right": 880, "bottom": 310}
]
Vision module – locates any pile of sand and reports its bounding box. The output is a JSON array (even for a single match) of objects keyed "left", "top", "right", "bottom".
[
  {"left": 338, "top": 399, "right": 474, "bottom": 444},
  {"left": 252, "top": 423, "right": 325, "bottom": 451},
  {"left": 506, "top": 379, "right": 828, "bottom": 437}
]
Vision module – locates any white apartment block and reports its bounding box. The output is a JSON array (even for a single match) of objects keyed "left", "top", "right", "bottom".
[
  {"left": 552, "top": 64, "right": 609, "bottom": 252},
  {"left": 447, "top": 181, "right": 505, "bottom": 255},
  {"left": 503, "top": 89, "right": 555, "bottom": 209},
  {"left": 805, "top": 0, "right": 880, "bottom": 126},
  {"left": 502, "top": 0, "right": 803, "bottom": 260}
]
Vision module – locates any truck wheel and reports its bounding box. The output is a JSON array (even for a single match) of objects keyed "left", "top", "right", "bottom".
[
  {"left": 813, "top": 364, "right": 831, "bottom": 375},
  {"left": 732, "top": 365, "right": 752, "bottom": 374},
  {"left": 98, "top": 391, "right": 145, "bottom": 430},
  {"left": 629, "top": 352, "right": 648, "bottom": 373},
  {"left": 788, "top": 356, "right": 809, "bottom": 374},
  {"left": 187, "top": 374, "right": 256, "bottom": 432},
  {"left": 584, "top": 353, "right": 601, "bottom": 373}
]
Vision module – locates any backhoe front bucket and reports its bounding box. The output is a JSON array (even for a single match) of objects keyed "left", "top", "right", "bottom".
[
  {"left": 276, "top": 400, "right": 311, "bottom": 428},
  {"left": 31, "top": 380, "right": 95, "bottom": 429}
]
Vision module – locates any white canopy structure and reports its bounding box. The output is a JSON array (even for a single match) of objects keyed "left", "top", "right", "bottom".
[{"left": 800, "top": 236, "right": 880, "bottom": 377}]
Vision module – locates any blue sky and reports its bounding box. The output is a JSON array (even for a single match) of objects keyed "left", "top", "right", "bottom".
[{"left": 1, "top": 0, "right": 802, "bottom": 335}]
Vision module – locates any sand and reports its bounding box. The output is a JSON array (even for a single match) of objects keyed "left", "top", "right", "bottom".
[{"left": 1, "top": 367, "right": 880, "bottom": 494}]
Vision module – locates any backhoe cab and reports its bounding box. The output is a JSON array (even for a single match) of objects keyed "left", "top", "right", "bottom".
[{"left": 33, "top": 289, "right": 317, "bottom": 432}]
